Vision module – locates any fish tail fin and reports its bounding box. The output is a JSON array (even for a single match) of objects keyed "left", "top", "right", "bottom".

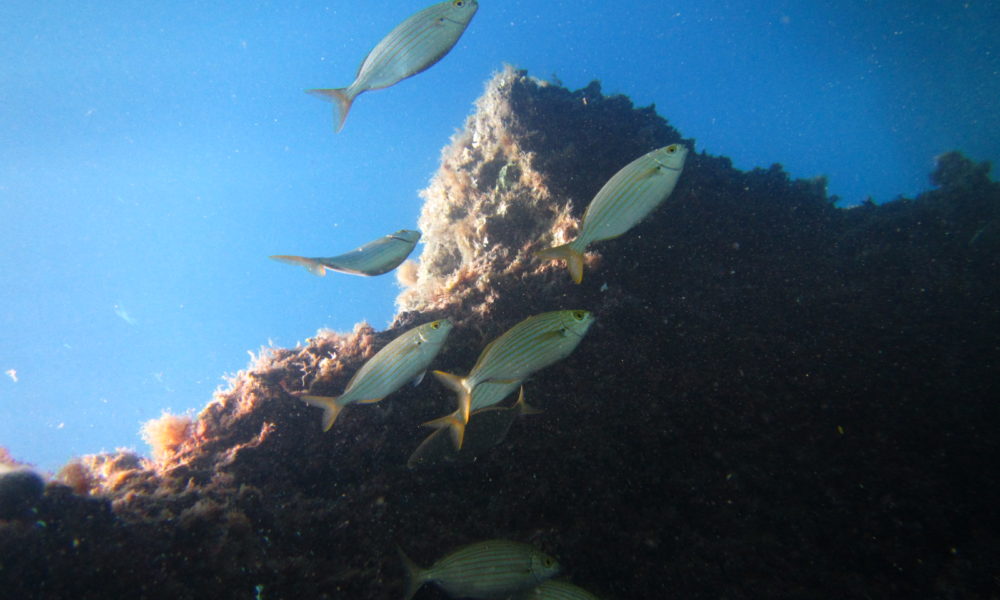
[
  {"left": 306, "top": 88, "right": 353, "bottom": 133},
  {"left": 269, "top": 255, "right": 327, "bottom": 277},
  {"left": 300, "top": 395, "right": 344, "bottom": 432},
  {"left": 536, "top": 242, "right": 586, "bottom": 284},
  {"left": 513, "top": 386, "right": 543, "bottom": 416},
  {"left": 397, "top": 545, "right": 425, "bottom": 600},
  {"left": 431, "top": 370, "right": 472, "bottom": 422},
  {"left": 422, "top": 413, "right": 467, "bottom": 451}
]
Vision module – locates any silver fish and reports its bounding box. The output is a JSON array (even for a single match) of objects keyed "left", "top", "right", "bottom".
[
  {"left": 271, "top": 229, "right": 420, "bottom": 277},
  {"left": 309, "top": 0, "right": 479, "bottom": 132},
  {"left": 300, "top": 318, "right": 452, "bottom": 431},
  {"left": 470, "top": 379, "right": 522, "bottom": 412},
  {"left": 515, "top": 580, "right": 603, "bottom": 600},
  {"left": 537, "top": 143, "right": 689, "bottom": 283},
  {"left": 428, "top": 310, "right": 594, "bottom": 449},
  {"left": 399, "top": 539, "right": 560, "bottom": 600},
  {"left": 407, "top": 387, "right": 540, "bottom": 469}
]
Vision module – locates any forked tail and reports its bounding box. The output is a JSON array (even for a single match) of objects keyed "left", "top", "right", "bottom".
[
  {"left": 536, "top": 242, "right": 586, "bottom": 284},
  {"left": 300, "top": 395, "right": 344, "bottom": 432},
  {"left": 306, "top": 88, "right": 354, "bottom": 133},
  {"left": 427, "top": 370, "right": 473, "bottom": 450},
  {"left": 269, "top": 255, "right": 327, "bottom": 277},
  {"left": 397, "top": 545, "right": 426, "bottom": 600}
]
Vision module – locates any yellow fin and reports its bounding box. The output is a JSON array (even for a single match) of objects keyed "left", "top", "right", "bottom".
[
  {"left": 421, "top": 413, "right": 467, "bottom": 451},
  {"left": 536, "top": 243, "right": 585, "bottom": 284},
  {"left": 432, "top": 370, "right": 472, "bottom": 426},
  {"left": 300, "top": 395, "right": 343, "bottom": 432},
  {"left": 513, "top": 387, "right": 543, "bottom": 416},
  {"left": 306, "top": 87, "right": 353, "bottom": 133}
]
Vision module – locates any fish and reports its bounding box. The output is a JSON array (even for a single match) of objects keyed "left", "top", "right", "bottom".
[
  {"left": 270, "top": 229, "right": 420, "bottom": 277},
  {"left": 300, "top": 319, "right": 453, "bottom": 431},
  {"left": 514, "top": 580, "right": 603, "bottom": 600},
  {"left": 308, "top": 0, "right": 479, "bottom": 132},
  {"left": 427, "top": 310, "right": 594, "bottom": 449},
  {"left": 469, "top": 379, "right": 522, "bottom": 412},
  {"left": 537, "top": 143, "right": 689, "bottom": 283},
  {"left": 399, "top": 539, "right": 560, "bottom": 600},
  {"left": 407, "top": 386, "right": 540, "bottom": 469}
]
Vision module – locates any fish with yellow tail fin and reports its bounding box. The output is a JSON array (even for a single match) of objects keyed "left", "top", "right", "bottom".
[
  {"left": 399, "top": 539, "right": 560, "bottom": 600},
  {"left": 300, "top": 319, "right": 452, "bottom": 431},
  {"left": 270, "top": 229, "right": 420, "bottom": 277},
  {"left": 427, "top": 310, "right": 594, "bottom": 449},
  {"left": 537, "top": 143, "right": 689, "bottom": 283},
  {"left": 515, "top": 580, "right": 604, "bottom": 600},
  {"left": 308, "top": 0, "right": 479, "bottom": 132},
  {"left": 407, "top": 386, "right": 540, "bottom": 469}
]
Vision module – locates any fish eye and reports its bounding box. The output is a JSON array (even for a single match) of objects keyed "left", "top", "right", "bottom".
[
  {"left": 666, "top": 145, "right": 677, "bottom": 153},
  {"left": 453, "top": 0, "right": 465, "bottom": 6},
  {"left": 572, "top": 311, "right": 586, "bottom": 321},
  {"left": 430, "top": 321, "right": 441, "bottom": 329},
  {"left": 543, "top": 557, "right": 554, "bottom": 568}
]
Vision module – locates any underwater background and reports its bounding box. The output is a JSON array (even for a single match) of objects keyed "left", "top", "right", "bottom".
[{"left": 1, "top": 1, "right": 999, "bottom": 598}]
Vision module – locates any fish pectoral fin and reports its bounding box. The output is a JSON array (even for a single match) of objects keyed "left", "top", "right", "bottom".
[
  {"left": 530, "top": 329, "right": 569, "bottom": 345},
  {"left": 357, "top": 397, "right": 383, "bottom": 405},
  {"left": 411, "top": 371, "right": 426, "bottom": 387}
]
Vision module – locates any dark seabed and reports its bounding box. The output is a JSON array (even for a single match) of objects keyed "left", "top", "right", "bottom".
[{"left": 1, "top": 69, "right": 998, "bottom": 599}]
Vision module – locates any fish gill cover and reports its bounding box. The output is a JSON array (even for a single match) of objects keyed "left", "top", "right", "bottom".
[{"left": 1, "top": 67, "right": 998, "bottom": 599}]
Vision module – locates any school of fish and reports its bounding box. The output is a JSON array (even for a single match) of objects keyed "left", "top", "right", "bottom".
[{"left": 269, "top": 2, "right": 690, "bottom": 598}]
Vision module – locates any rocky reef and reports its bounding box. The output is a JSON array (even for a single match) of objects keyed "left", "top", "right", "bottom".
[{"left": 2, "top": 67, "right": 998, "bottom": 599}]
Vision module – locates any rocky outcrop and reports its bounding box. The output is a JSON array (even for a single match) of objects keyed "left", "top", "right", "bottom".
[{"left": 2, "top": 67, "right": 997, "bottom": 599}]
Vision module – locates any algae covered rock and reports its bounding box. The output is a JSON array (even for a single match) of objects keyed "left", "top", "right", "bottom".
[{"left": 2, "top": 68, "right": 998, "bottom": 600}]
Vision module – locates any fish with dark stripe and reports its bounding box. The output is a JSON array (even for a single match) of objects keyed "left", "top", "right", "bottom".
[
  {"left": 399, "top": 539, "right": 560, "bottom": 599},
  {"left": 308, "top": 0, "right": 479, "bottom": 132}
]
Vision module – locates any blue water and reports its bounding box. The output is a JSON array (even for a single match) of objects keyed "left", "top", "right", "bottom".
[{"left": 1, "top": 0, "right": 998, "bottom": 472}]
